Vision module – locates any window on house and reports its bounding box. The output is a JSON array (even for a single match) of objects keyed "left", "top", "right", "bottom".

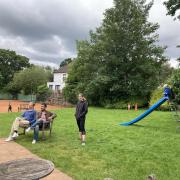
[
  {"left": 55, "top": 85, "right": 60, "bottom": 90},
  {"left": 63, "top": 73, "right": 67, "bottom": 82},
  {"left": 49, "top": 85, "right": 53, "bottom": 89}
]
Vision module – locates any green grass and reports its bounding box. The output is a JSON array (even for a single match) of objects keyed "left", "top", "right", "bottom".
[{"left": 0, "top": 108, "right": 180, "bottom": 180}]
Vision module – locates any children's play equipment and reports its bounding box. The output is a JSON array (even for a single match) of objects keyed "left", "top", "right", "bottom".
[
  {"left": 120, "top": 85, "right": 172, "bottom": 126},
  {"left": 120, "top": 97, "right": 168, "bottom": 126},
  {"left": 169, "top": 102, "right": 180, "bottom": 122}
]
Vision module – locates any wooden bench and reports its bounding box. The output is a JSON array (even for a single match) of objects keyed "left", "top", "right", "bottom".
[
  {"left": 20, "top": 117, "right": 56, "bottom": 140},
  {"left": 18, "top": 104, "right": 29, "bottom": 112}
]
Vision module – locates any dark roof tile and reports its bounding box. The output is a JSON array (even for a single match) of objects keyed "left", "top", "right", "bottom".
[{"left": 54, "top": 65, "right": 68, "bottom": 73}]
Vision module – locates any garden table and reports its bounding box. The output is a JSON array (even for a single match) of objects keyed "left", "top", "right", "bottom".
[{"left": 0, "top": 158, "right": 54, "bottom": 180}]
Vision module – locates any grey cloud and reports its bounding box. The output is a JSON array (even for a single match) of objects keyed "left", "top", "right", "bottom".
[
  {"left": 0, "top": 0, "right": 101, "bottom": 40},
  {"left": 0, "top": 0, "right": 112, "bottom": 65},
  {"left": 149, "top": 0, "right": 180, "bottom": 61},
  {"left": 0, "top": 0, "right": 179, "bottom": 67}
]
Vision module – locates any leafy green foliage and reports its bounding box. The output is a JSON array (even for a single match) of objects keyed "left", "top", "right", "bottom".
[
  {"left": 3, "top": 81, "right": 21, "bottom": 98},
  {"left": 157, "top": 63, "right": 174, "bottom": 84},
  {"left": 171, "top": 69, "right": 180, "bottom": 104},
  {"left": 36, "top": 84, "right": 52, "bottom": 102},
  {"left": 60, "top": 58, "right": 73, "bottom": 67},
  {"left": 149, "top": 87, "right": 169, "bottom": 110},
  {"left": 65, "top": 0, "right": 167, "bottom": 106},
  {"left": 164, "top": 0, "right": 180, "bottom": 20},
  {"left": 0, "top": 49, "right": 30, "bottom": 89},
  {"left": 5, "top": 66, "right": 49, "bottom": 95},
  {"left": 104, "top": 97, "right": 148, "bottom": 109},
  {"left": 44, "top": 66, "right": 54, "bottom": 82}
]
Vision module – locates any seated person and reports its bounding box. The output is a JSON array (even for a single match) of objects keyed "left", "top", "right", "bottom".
[
  {"left": 5, "top": 102, "right": 36, "bottom": 142},
  {"left": 26, "top": 103, "right": 56, "bottom": 144}
]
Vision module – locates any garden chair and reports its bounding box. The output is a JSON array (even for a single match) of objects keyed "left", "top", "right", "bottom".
[{"left": 19, "top": 116, "right": 56, "bottom": 140}]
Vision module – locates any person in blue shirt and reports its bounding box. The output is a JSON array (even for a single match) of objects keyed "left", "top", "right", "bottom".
[
  {"left": 163, "top": 84, "right": 175, "bottom": 100},
  {"left": 5, "top": 102, "right": 36, "bottom": 142},
  {"left": 164, "top": 84, "right": 171, "bottom": 98}
]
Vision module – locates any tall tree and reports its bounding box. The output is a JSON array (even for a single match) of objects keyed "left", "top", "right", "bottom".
[
  {"left": 164, "top": 0, "right": 180, "bottom": 20},
  {"left": 157, "top": 63, "right": 174, "bottom": 84},
  {"left": 0, "top": 49, "right": 30, "bottom": 89},
  {"left": 44, "top": 66, "right": 53, "bottom": 82},
  {"left": 64, "top": 0, "right": 167, "bottom": 105},
  {"left": 60, "top": 58, "right": 73, "bottom": 67},
  {"left": 5, "top": 66, "right": 49, "bottom": 95}
]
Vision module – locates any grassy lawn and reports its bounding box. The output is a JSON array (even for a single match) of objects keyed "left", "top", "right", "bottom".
[{"left": 0, "top": 107, "right": 180, "bottom": 180}]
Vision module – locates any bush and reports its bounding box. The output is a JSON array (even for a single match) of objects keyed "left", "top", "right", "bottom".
[
  {"left": 103, "top": 98, "right": 147, "bottom": 109},
  {"left": 36, "top": 84, "right": 52, "bottom": 102},
  {"left": 171, "top": 69, "right": 180, "bottom": 105},
  {"left": 149, "top": 87, "right": 169, "bottom": 111},
  {"left": 104, "top": 100, "right": 127, "bottom": 109},
  {"left": 63, "top": 85, "right": 77, "bottom": 104}
]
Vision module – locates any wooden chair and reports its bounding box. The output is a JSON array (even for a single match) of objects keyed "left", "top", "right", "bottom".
[
  {"left": 39, "top": 119, "right": 55, "bottom": 140},
  {"left": 19, "top": 117, "right": 56, "bottom": 140}
]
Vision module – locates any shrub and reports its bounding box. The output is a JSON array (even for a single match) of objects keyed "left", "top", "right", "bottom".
[
  {"left": 36, "top": 84, "right": 52, "bottom": 102},
  {"left": 63, "top": 85, "right": 77, "bottom": 104},
  {"left": 171, "top": 69, "right": 180, "bottom": 104},
  {"left": 103, "top": 98, "right": 147, "bottom": 109},
  {"left": 149, "top": 87, "right": 169, "bottom": 111}
]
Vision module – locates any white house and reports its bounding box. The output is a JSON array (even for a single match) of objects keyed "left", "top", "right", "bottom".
[{"left": 47, "top": 65, "right": 68, "bottom": 91}]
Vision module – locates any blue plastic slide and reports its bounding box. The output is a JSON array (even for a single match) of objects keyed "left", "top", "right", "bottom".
[{"left": 120, "top": 96, "right": 169, "bottom": 126}]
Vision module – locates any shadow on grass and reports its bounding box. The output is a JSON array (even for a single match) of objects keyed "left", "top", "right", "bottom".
[
  {"left": 131, "top": 124, "right": 144, "bottom": 127},
  {"left": 120, "top": 122, "right": 179, "bottom": 135}
]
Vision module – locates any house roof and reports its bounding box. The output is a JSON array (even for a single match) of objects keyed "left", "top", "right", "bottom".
[{"left": 54, "top": 65, "right": 68, "bottom": 73}]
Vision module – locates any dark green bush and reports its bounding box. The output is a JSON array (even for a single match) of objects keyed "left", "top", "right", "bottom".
[
  {"left": 63, "top": 85, "right": 77, "bottom": 104},
  {"left": 171, "top": 69, "right": 180, "bottom": 105},
  {"left": 36, "top": 84, "right": 52, "bottom": 102},
  {"left": 149, "top": 87, "right": 169, "bottom": 111},
  {"left": 103, "top": 98, "right": 147, "bottom": 109}
]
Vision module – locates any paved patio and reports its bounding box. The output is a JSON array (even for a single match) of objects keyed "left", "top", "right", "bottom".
[{"left": 0, "top": 138, "right": 73, "bottom": 180}]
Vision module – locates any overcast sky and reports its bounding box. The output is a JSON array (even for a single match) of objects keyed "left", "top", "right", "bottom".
[{"left": 0, "top": 0, "right": 179, "bottom": 68}]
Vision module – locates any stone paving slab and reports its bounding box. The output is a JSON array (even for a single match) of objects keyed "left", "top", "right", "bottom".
[{"left": 0, "top": 138, "right": 73, "bottom": 180}]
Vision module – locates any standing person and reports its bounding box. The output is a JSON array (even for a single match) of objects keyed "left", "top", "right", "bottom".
[
  {"left": 26, "top": 103, "right": 56, "bottom": 144},
  {"left": 8, "top": 103, "right": 12, "bottom": 112},
  {"left": 5, "top": 102, "right": 36, "bottom": 142},
  {"left": 163, "top": 84, "right": 176, "bottom": 100},
  {"left": 163, "top": 84, "right": 171, "bottom": 98},
  {"left": 75, "top": 93, "right": 88, "bottom": 146}
]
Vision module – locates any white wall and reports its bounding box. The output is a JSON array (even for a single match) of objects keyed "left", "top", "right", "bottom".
[
  {"left": 54, "top": 73, "right": 61, "bottom": 82},
  {"left": 47, "top": 72, "right": 68, "bottom": 91}
]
